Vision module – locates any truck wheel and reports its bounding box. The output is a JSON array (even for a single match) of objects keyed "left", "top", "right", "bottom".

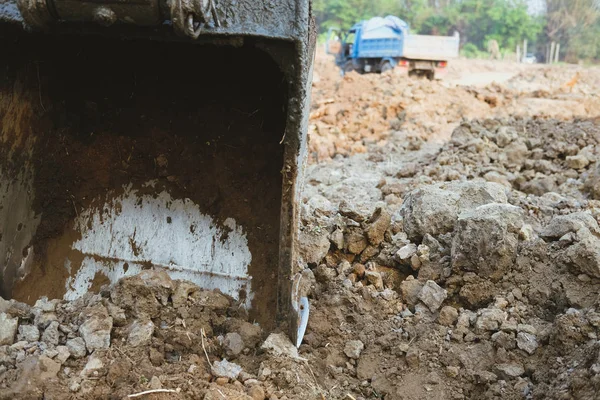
[
  {"left": 381, "top": 62, "right": 393, "bottom": 73},
  {"left": 426, "top": 71, "right": 435, "bottom": 80},
  {"left": 343, "top": 61, "right": 355, "bottom": 74}
]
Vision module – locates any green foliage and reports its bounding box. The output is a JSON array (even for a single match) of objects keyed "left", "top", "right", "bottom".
[
  {"left": 313, "top": 0, "right": 600, "bottom": 62},
  {"left": 446, "top": 0, "right": 544, "bottom": 50},
  {"left": 460, "top": 43, "right": 486, "bottom": 59},
  {"left": 313, "top": 0, "right": 543, "bottom": 58}
]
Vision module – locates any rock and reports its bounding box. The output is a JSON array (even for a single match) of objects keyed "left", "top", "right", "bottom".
[
  {"left": 224, "top": 333, "right": 244, "bottom": 356},
  {"left": 215, "top": 376, "right": 229, "bottom": 385},
  {"left": 172, "top": 281, "right": 200, "bottom": 309},
  {"left": 78, "top": 304, "right": 113, "bottom": 352},
  {"left": 473, "top": 371, "right": 498, "bottom": 384},
  {"left": 149, "top": 347, "right": 164, "bottom": 366},
  {"left": 339, "top": 201, "right": 367, "bottom": 222},
  {"left": 501, "top": 140, "right": 529, "bottom": 166},
  {"left": 517, "top": 324, "right": 537, "bottom": 335},
  {"left": 520, "top": 176, "right": 557, "bottom": 196},
  {"left": 346, "top": 230, "right": 368, "bottom": 254},
  {"left": 106, "top": 302, "right": 127, "bottom": 327},
  {"left": 127, "top": 319, "right": 154, "bottom": 347},
  {"left": 566, "top": 154, "right": 589, "bottom": 169},
  {"left": 457, "top": 310, "right": 476, "bottom": 329},
  {"left": 41, "top": 321, "right": 60, "bottom": 346},
  {"left": 542, "top": 214, "right": 600, "bottom": 278},
  {"left": 410, "top": 254, "right": 421, "bottom": 270},
  {"left": 329, "top": 228, "right": 345, "bottom": 249},
  {"left": 247, "top": 385, "right": 265, "bottom": 400},
  {"left": 501, "top": 318, "right": 518, "bottom": 333},
  {"left": 315, "top": 264, "right": 337, "bottom": 284},
  {"left": 258, "top": 366, "right": 271, "bottom": 381},
  {"left": 398, "top": 343, "right": 410, "bottom": 353},
  {"left": 494, "top": 363, "right": 524, "bottom": 379},
  {"left": 242, "top": 375, "right": 258, "bottom": 385},
  {"left": 541, "top": 212, "right": 599, "bottom": 240},
  {"left": 414, "top": 303, "right": 437, "bottom": 323},
  {"left": 299, "top": 228, "right": 330, "bottom": 265},
  {"left": 426, "top": 371, "right": 442, "bottom": 385},
  {"left": 149, "top": 375, "right": 162, "bottom": 390},
  {"left": 584, "top": 163, "right": 600, "bottom": 199},
  {"left": 565, "top": 230, "right": 600, "bottom": 278},
  {"left": 438, "top": 306, "right": 459, "bottom": 326},
  {"left": 452, "top": 204, "right": 523, "bottom": 281},
  {"left": 69, "top": 381, "right": 81, "bottom": 393},
  {"left": 495, "top": 126, "right": 518, "bottom": 147},
  {"left": 0, "top": 313, "right": 18, "bottom": 345},
  {"left": 491, "top": 331, "right": 516, "bottom": 350},
  {"left": 366, "top": 208, "right": 391, "bottom": 246},
  {"left": 344, "top": 340, "right": 364, "bottom": 359},
  {"left": 224, "top": 320, "right": 262, "bottom": 349},
  {"left": 396, "top": 244, "right": 417, "bottom": 262},
  {"left": 401, "top": 181, "right": 507, "bottom": 241},
  {"left": 365, "top": 271, "right": 384, "bottom": 290},
  {"left": 397, "top": 162, "right": 418, "bottom": 178},
  {"left": 400, "top": 276, "right": 423, "bottom": 306},
  {"left": 66, "top": 337, "right": 87, "bottom": 358},
  {"left": 305, "top": 194, "right": 335, "bottom": 218},
  {"left": 43, "top": 348, "right": 59, "bottom": 359},
  {"left": 212, "top": 359, "right": 242, "bottom": 379},
  {"left": 55, "top": 346, "right": 71, "bottom": 364},
  {"left": 483, "top": 171, "right": 511, "bottom": 188},
  {"left": 459, "top": 280, "right": 495, "bottom": 307},
  {"left": 418, "top": 281, "right": 447, "bottom": 312},
  {"left": 34, "top": 311, "right": 58, "bottom": 328},
  {"left": 39, "top": 355, "right": 61, "bottom": 380},
  {"left": 80, "top": 354, "right": 105, "bottom": 377},
  {"left": 553, "top": 308, "right": 593, "bottom": 346},
  {"left": 542, "top": 213, "right": 600, "bottom": 278},
  {"left": 353, "top": 263, "right": 366, "bottom": 278},
  {"left": 516, "top": 332, "right": 538, "bottom": 355},
  {"left": 0, "top": 298, "right": 32, "bottom": 318},
  {"left": 111, "top": 270, "right": 174, "bottom": 318},
  {"left": 405, "top": 348, "right": 420, "bottom": 368},
  {"left": 446, "top": 366, "right": 460, "bottom": 378},
  {"left": 261, "top": 333, "right": 299, "bottom": 359},
  {"left": 475, "top": 309, "right": 507, "bottom": 332},
  {"left": 34, "top": 297, "right": 57, "bottom": 313},
  {"left": 18, "top": 325, "right": 40, "bottom": 342},
  {"left": 380, "top": 288, "right": 397, "bottom": 301}
]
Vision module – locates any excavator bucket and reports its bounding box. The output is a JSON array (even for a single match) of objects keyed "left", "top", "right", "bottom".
[{"left": 0, "top": 0, "right": 315, "bottom": 339}]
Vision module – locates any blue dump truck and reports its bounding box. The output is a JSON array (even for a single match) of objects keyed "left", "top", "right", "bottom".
[{"left": 326, "top": 16, "right": 460, "bottom": 79}]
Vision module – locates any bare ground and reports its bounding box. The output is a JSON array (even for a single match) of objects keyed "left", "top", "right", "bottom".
[{"left": 1, "top": 53, "right": 600, "bottom": 400}]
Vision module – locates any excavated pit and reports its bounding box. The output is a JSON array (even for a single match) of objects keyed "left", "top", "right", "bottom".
[{"left": 0, "top": 33, "right": 289, "bottom": 329}]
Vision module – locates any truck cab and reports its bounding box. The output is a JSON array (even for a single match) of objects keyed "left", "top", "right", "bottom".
[
  {"left": 327, "top": 20, "right": 402, "bottom": 74},
  {"left": 327, "top": 25, "right": 361, "bottom": 73}
]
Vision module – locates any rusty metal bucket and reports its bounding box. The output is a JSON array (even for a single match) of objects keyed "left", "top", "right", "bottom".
[{"left": 0, "top": 0, "right": 314, "bottom": 340}]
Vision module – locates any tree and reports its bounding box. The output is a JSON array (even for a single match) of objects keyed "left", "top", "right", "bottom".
[{"left": 544, "top": 0, "right": 600, "bottom": 62}]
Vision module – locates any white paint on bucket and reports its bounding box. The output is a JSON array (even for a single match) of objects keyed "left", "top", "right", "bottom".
[{"left": 63, "top": 185, "right": 253, "bottom": 307}]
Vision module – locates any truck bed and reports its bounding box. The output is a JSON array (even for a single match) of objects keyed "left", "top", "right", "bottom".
[{"left": 403, "top": 34, "right": 459, "bottom": 61}]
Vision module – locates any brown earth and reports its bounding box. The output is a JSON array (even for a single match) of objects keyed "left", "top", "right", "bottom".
[{"left": 1, "top": 51, "right": 600, "bottom": 400}]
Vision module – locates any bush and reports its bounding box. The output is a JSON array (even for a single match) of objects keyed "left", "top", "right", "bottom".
[{"left": 461, "top": 43, "right": 486, "bottom": 59}]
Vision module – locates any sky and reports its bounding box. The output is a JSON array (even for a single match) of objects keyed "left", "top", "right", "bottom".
[{"left": 527, "top": 0, "right": 545, "bottom": 15}]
